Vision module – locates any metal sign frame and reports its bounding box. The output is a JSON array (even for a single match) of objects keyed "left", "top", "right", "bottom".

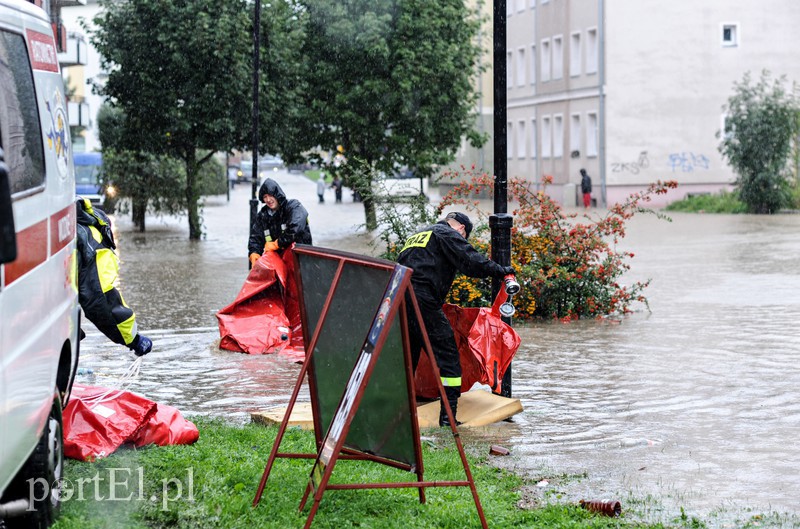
[{"left": 252, "top": 245, "right": 487, "bottom": 529}]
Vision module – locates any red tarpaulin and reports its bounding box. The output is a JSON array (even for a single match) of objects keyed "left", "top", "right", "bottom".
[
  {"left": 414, "top": 288, "right": 522, "bottom": 399},
  {"left": 217, "top": 248, "right": 519, "bottom": 394},
  {"left": 216, "top": 249, "right": 304, "bottom": 360},
  {"left": 63, "top": 384, "right": 199, "bottom": 461}
]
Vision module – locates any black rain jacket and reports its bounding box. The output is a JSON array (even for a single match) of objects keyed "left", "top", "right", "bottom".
[
  {"left": 248, "top": 178, "right": 312, "bottom": 255},
  {"left": 397, "top": 221, "right": 506, "bottom": 306}
]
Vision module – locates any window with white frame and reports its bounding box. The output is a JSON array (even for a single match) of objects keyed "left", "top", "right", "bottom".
[
  {"left": 517, "top": 120, "right": 527, "bottom": 158},
  {"left": 553, "top": 114, "right": 564, "bottom": 157},
  {"left": 506, "top": 51, "right": 513, "bottom": 87},
  {"left": 540, "top": 38, "right": 551, "bottom": 82},
  {"left": 570, "top": 31, "right": 582, "bottom": 77},
  {"left": 517, "top": 47, "right": 526, "bottom": 86},
  {"left": 586, "top": 27, "right": 598, "bottom": 74},
  {"left": 530, "top": 44, "right": 537, "bottom": 85},
  {"left": 570, "top": 113, "right": 581, "bottom": 155},
  {"left": 721, "top": 23, "right": 739, "bottom": 47},
  {"left": 541, "top": 116, "right": 552, "bottom": 158},
  {"left": 531, "top": 118, "right": 537, "bottom": 159},
  {"left": 552, "top": 35, "right": 563, "bottom": 80},
  {"left": 586, "top": 112, "right": 598, "bottom": 157},
  {"left": 507, "top": 122, "right": 513, "bottom": 159}
]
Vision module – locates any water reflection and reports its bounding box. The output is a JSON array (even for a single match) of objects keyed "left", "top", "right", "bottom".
[{"left": 77, "top": 174, "right": 800, "bottom": 527}]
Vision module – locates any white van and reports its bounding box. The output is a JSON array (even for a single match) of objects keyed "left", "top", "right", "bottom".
[{"left": 0, "top": 0, "right": 80, "bottom": 527}]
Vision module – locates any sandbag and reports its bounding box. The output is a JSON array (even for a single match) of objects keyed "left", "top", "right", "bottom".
[
  {"left": 63, "top": 384, "right": 200, "bottom": 461},
  {"left": 131, "top": 402, "right": 200, "bottom": 447},
  {"left": 414, "top": 288, "right": 521, "bottom": 399},
  {"left": 216, "top": 249, "right": 303, "bottom": 360}
]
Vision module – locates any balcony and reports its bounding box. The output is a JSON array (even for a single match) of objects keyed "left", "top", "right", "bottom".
[
  {"left": 67, "top": 101, "right": 90, "bottom": 128},
  {"left": 58, "top": 31, "right": 87, "bottom": 67}
]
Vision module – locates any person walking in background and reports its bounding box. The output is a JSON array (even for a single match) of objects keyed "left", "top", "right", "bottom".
[
  {"left": 76, "top": 197, "right": 152, "bottom": 356},
  {"left": 316, "top": 174, "right": 326, "bottom": 204},
  {"left": 397, "top": 212, "right": 513, "bottom": 427},
  {"left": 249, "top": 178, "right": 312, "bottom": 267},
  {"left": 331, "top": 175, "right": 343, "bottom": 203},
  {"left": 580, "top": 168, "right": 593, "bottom": 209}
]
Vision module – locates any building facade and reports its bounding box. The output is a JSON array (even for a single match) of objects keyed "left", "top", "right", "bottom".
[{"left": 494, "top": 0, "right": 800, "bottom": 207}]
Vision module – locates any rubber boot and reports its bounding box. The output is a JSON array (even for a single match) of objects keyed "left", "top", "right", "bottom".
[{"left": 439, "top": 386, "right": 462, "bottom": 427}]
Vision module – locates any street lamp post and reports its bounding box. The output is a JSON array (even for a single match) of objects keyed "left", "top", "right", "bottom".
[
  {"left": 249, "top": 0, "right": 261, "bottom": 246},
  {"left": 491, "top": 0, "right": 513, "bottom": 398}
]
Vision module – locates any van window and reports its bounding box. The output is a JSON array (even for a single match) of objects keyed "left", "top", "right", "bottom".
[{"left": 0, "top": 30, "right": 46, "bottom": 195}]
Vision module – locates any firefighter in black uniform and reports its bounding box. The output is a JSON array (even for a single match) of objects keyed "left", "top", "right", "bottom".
[
  {"left": 76, "top": 197, "right": 152, "bottom": 356},
  {"left": 248, "top": 178, "right": 312, "bottom": 266},
  {"left": 397, "top": 212, "right": 512, "bottom": 426}
]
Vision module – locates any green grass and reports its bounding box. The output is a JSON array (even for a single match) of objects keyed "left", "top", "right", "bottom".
[
  {"left": 52, "top": 417, "right": 683, "bottom": 529},
  {"left": 306, "top": 169, "right": 329, "bottom": 182},
  {"left": 664, "top": 191, "right": 748, "bottom": 213}
]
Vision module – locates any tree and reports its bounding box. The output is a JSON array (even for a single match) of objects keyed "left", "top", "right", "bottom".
[
  {"left": 719, "top": 70, "right": 800, "bottom": 214},
  {"left": 296, "top": 0, "right": 486, "bottom": 229},
  {"left": 90, "top": 0, "right": 303, "bottom": 239},
  {"left": 97, "top": 104, "right": 184, "bottom": 229}
]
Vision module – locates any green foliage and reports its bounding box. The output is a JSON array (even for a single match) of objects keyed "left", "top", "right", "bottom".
[
  {"left": 374, "top": 169, "right": 677, "bottom": 320},
  {"left": 296, "top": 0, "right": 486, "bottom": 229},
  {"left": 89, "top": 0, "right": 304, "bottom": 238},
  {"left": 102, "top": 149, "right": 185, "bottom": 231},
  {"left": 53, "top": 418, "right": 677, "bottom": 529},
  {"left": 664, "top": 190, "right": 749, "bottom": 213},
  {"left": 718, "top": 70, "right": 800, "bottom": 213},
  {"left": 95, "top": 103, "right": 125, "bottom": 152},
  {"left": 197, "top": 154, "right": 227, "bottom": 196}
]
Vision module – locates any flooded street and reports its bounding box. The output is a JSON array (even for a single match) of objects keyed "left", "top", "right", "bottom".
[{"left": 77, "top": 170, "right": 800, "bottom": 527}]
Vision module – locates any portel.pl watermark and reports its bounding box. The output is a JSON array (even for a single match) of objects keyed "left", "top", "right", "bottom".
[{"left": 27, "top": 467, "right": 194, "bottom": 511}]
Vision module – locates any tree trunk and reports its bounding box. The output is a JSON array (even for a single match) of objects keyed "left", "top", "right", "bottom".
[
  {"left": 362, "top": 195, "right": 377, "bottom": 231},
  {"left": 132, "top": 200, "right": 146, "bottom": 232},
  {"left": 185, "top": 154, "right": 202, "bottom": 240}
]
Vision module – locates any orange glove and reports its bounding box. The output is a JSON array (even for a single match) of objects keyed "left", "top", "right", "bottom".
[
  {"left": 249, "top": 253, "right": 260, "bottom": 266},
  {"left": 263, "top": 240, "right": 280, "bottom": 252}
]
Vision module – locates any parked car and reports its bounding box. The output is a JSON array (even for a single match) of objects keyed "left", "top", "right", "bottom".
[
  {"left": 258, "top": 154, "right": 284, "bottom": 171},
  {"left": 372, "top": 167, "right": 429, "bottom": 199},
  {"left": 0, "top": 1, "right": 81, "bottom": 526}
]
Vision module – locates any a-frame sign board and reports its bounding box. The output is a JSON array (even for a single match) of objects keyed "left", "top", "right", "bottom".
[{"left": 252, "top": 245, "right": 488, "bottom": 529}]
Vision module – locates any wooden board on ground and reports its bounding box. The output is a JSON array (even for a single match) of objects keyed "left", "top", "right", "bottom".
[
  {"left": 416, "top": 389, "right": 523, "bottom": 428},
  {"left": 251, "top": 402, "right": 314, "bottom": 430},
  {"left": 251, "top": 390, "right": 522, "bottom": 430}
]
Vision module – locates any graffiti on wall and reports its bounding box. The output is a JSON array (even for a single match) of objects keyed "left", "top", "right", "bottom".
[
  {"left": 668, "top": 152, "right": 710, "bottom": 172},
  {"left": 611, "top": 151, "right": 649, "bottom": 174}
]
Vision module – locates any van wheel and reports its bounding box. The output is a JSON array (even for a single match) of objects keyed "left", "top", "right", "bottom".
[{"left": 4, "top": 395, "right": 64, "bottom": 529}]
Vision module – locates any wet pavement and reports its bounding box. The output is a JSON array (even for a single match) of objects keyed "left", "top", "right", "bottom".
[{"left": 77, "top": 170, "right": 800, "bottom": 528}]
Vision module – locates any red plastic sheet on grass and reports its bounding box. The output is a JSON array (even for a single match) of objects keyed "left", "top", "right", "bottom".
[
  {"left": 414, "top": 288, "right": 522, "bottom": 399},
  {"left": 63, "top": 384, "right": 199, "bottom": 461},
  {"left": 216, "top": 248, "right": 304, "bottom": 361}
]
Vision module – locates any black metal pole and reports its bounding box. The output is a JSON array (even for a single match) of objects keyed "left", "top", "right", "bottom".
[
  {"left": 491, "top": 0, "right": 513, "bottom": 398},
  {"left": 249, "top": 0, "right": 261, "bottom": 255}
]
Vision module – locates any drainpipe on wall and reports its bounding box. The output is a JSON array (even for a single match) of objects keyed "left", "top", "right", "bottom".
[{"left": 598, "top": 0, "right": 607, "bottom": 207}]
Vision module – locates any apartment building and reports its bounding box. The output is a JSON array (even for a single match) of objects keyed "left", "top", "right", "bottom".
[{"left": 501, "top": 0, "right": 800, "bottom": 207}]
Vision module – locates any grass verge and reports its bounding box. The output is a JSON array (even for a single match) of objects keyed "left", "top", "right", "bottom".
[{"left": 53, "top": 417, "right": 688, "bottom": 529}]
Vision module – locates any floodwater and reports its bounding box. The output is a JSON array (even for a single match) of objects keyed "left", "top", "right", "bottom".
[{"left": 77, "top": 170, "right": 800, "bottom": 527}]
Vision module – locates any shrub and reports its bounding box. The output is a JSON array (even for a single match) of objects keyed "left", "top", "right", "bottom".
[{"left": 374, "top": 167, "right": 677, "bottom": 320}]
